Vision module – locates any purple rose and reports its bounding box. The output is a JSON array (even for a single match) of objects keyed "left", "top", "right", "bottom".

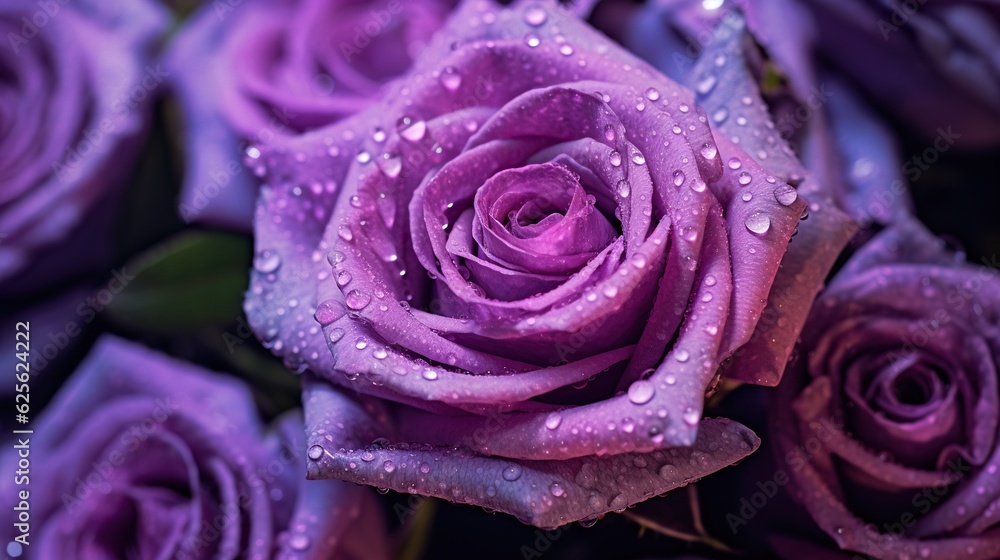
[
  {"left": 0, "top": 337, "right": 388, "bottom": 560},
  {"left": 166, "top": 0, "right": 458, "bottom": 228},
  {"left": 246, "top": 0, "right": 852, "bottom": 527},
  {"left": 769, "top": 219, "right": 1000, "bottom": 559},
  {"left": 787, "top": 0, "right": 1000, "bottom": 148},
  {"left": 594, "top": 0, "right": 916, "bottom": 231},
  {"left": 0, "top": 0, "right": 167, "bottom": 293}
]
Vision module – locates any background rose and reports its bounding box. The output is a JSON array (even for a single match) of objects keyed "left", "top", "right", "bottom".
[
  {"left": 0, "top": 0, "right": 167, "bottom": 294},
  {"left": 165, "top": 0, "right": 458, "bottom": 229},
  {"left": 245, "top": 0, "right": 854, "bottom": 527},
  {"left": 591, "top": 0, "right": 915, "bottom": 231},
  {"left": 0, "top": 336, "right": 388, "bottom": 560},
  {"left": 768, "top": 219, "right": 1000, "bottom": 559}
]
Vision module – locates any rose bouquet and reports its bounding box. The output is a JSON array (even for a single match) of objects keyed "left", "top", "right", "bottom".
[{"left": 2, "top": 0, "right": 998, "bottom": 558}]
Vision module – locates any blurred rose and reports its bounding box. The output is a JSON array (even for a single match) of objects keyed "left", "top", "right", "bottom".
[
  {"left": 245, "top": 0, "right": 853, "bottom": 527},
  {"left": 769, "top": 219, "right": 1000, "bottom": 559},
  {"left": 0, "top": 0, "right": 167, "bottom": 292},
  {"left": 789, "top": 0, "right": 1000, "bottom": 148},
  {"left": 591, "top": 0, "right": 915, "bottom": 231},
  {"left": 166, "top": 0, "right": 459, "bottom": 229},
  {"left": 0, "top": 336, "right": 388, "bottom": 560}
]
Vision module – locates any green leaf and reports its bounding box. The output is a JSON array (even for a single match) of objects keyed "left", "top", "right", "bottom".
[{"left": 106, "top": 231, "right": 252, "bottom": 333}]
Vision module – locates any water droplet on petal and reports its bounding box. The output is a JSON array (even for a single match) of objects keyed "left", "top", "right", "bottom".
[
  {"left": 603, "top": 124, "right": 616, "bottom": 142},
  {"left": 616, "top": 180, "right": 631, "bottom": 197},
  {"left": 502, "top": 465, "right": 523, "bottom": 481},
  {"left": 314, "top": 300, "right": 346, "bottom": 326},
  {"left": 631, "top": 152, "right": 646, "bottom": 165},
  {"left": 672, "top": 170, "right": 685, "bottom": 187},
  {"left": 545, "top": 413, "right": 562, "bottom": 430},
  {"left": 346, "top": 290, "right": 371, "bottom": 310},
  {"left": 440, "top": 67, "right": 462, "bottom": 91},
  {"left": 627, "top": 380, "right": 655, "bottom": 404},
  {"left": 609, "top": 150, "right": 622, "bottom": 166},
  {"left": 525, "top": 33, "right": 541, "bottom": 47},
  {"left": 603, "top": 285, "right": 618, "bottom": 298},
  {"left": 738, "top": 171, "right": 752, "bottom": 185},
  {"left": 254, "top": 251, "right": 281, "bottom": 273},
  {"left": 524, "top": 6, "right": 547, "bottom": 26},
  {"left": 422, "top": 369, "right": 439, "bottom": 381},
  {"left": 550, "top": 483, "right": 565, "bottom": 497},
  {"left": 745, "top": 212, "right": 771, "bottom": 234},
  {"left": 675, "top": 349, "right": 689, "bottom": 362},
  {"left": 727, "top": 157, "right": 742, "bottom": 170},
  {"left": 696, "top": 75, "right": 717, "bottom": 95},
  {"left": 773, "top": 184, "right": 798, "bottom": 206},
  {"left": 741, "top": 192, "right": 753, "bottom": 202},
  {"left": 645, "top": 87, "right": 660, "bottom": 101},
  {"left": 682, "top": 408, "right": 700, "bottom": 426},
  {"left": 398, "top": 117, "right": 427, "bottom": 142},
  {"left": 383, "top": 460, "right": 396, "bottom": 473},
  {"left": 307, "top": 445, "right": 324, "bottom": 460},
  {"left": 559, "top": 44, "right": 574, "bottom": 56},
  {"left": 289, "top": 534, "right": 311, "bottom": 551},
  {"left": 700, "top": 143, "right": 718, "bottom": 160}
]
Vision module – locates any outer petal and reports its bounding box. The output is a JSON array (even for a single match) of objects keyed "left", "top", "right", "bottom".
[{"left": 302, "top": 377, "right": 760, "bottom": 528}]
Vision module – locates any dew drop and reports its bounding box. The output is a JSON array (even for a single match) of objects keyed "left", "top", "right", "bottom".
[
  {"left": 603, "top": 285, "right": 619, "bottom": 298},
  {"left": 645, "top": 87, "right": 660, "bottom": 101},
  {"left": 523, "top": 6, "right": 547, "bottom": 26},
  {"left": 627, "top": 380, "right": 655, "bottom": 405},
  {"left": 550, "top": 483, "right": 565, "bottom": 497},
  {"left": 690, "top": 179, "right": 707, "bottom": 192},
  {"left": 289, "top": 534, "right": 311, "bottom": 551},
  {"left": 738, "top": 171, "right": 752, "bottom": 185},
  {"left": 502, "top": 465, "right": 523, "bottom": 481},
  {"left": 360, "top": 451, "right": 375, "bottom": 462},
  {"left": 695, "top": 75, "right": 717, "bottom": 95},
  {"left": 422, "top": 369, "right": 439, "bottom": 381},
  {"left": 609, "top": 150, "right": 622, "bottom": 167},
  {"left": 745, "top": 212, "right": 771, "bottom": 235},
  {"left": 674, "top": 349, "right": 690, "bottom": 362},
  {"left": 307, "top": 445, "right": 324, "bottom": 460},
  {"left": 254, "top": 251, "right": 281, "bottom": 274},
  {"left": 712, "top": 107, "right": 729, "bottom": 124},
  {"left": 336, "top": 270, "right": 353, "bottom": 286},
  {"left": 559, "top": 44, "right": 574, "bottom": 56},
  {"left": 383, "top": 460, "right": 396, "bottom": 473},
  {"left": 773, "top": 184, "right": 798, "bottom": 206},
  {"left": 631, "top": 152, "right": 646, "bottom": 165},
  {"left": 699, "top": 143, "right": 718, "bottom": 160},
  {"left": 682, "top": 408, "right": 700, "bottom": 426},
  {"left": 314, "top": 300, "right": 346, "bottom": 326},
  {"left": 398, "top": 117, "right": 427, "bottom": 142},
  {"left": 545, "top": 413, "right": 562, "bottom": 430},
  {"left": 727, "top": 157, "right": 742, "bottom": 170},
  {"left": 616, "top": 180, "right": 631, "bottom": 197},
  {"left": 328, "top": 328, "right": 345, "bottom": 343},
  {"left": 741, "top": 192, "right": 753, "bottom": 202},
  {"left": 345, "top": 290, "right": 371, "bottom": 310},
  {"left": 525, "top": 33, "right": 541, "bottom": 47},
  {"left": 603, "top": 124, "right": 616, "bottom": 142},
  {"left": 440, "top": 67, "right": 462, "bottom": 91},
  {"left": 672, "top": 170, "right": 685, "bottom": 187}
]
